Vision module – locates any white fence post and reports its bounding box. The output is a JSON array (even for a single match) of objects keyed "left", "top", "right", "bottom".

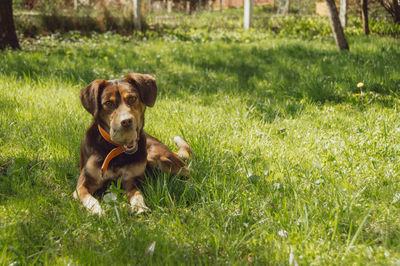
[{"left": 244, "top": 0, "right": 253, "bottom": 29}]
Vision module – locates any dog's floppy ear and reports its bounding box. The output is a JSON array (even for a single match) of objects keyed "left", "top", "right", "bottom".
[
  {"left": 125, "top": 73, "right": 157, "bottom": 107},
  {"left": 79, "top": 79, "right": 107, "bottom": 117}
]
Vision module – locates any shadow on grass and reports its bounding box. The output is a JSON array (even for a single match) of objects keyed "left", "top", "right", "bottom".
[
  {"left": 158, "top": 41, "right": 399, "bottom": 121},
  {"left": 1, "top": 38, "right": 399, "bottom": 187},
  {"left": 3, "top": 204, "right": 215, "bottom": 264},
  {"left": 0, "top": 155, "right": 78, "bottom": 205},
  {"left": 139, "top": 169, "right": 202, "bottom": 209},
  {"left": 1, "top": 37, "right": 399, "bottom": 122},
  {"left": 169, "top": 42, "right": 400, "bottom": 101}
]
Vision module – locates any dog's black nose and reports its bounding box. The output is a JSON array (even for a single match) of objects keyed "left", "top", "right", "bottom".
[{"left": 121, "top": 118, "right": 133, "bottom": 128}]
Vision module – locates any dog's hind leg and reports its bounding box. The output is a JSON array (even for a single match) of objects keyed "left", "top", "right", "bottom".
[
  {"left": 146, "top": 133, "right": 191, "bottom": 177},
  {"left": 173, "top": 136, "right": 192, "bottom": 161}
]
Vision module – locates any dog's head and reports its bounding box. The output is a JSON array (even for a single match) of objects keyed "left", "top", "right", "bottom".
[{"left": 80, "top": 73, "right": 157, "bottom": 154}]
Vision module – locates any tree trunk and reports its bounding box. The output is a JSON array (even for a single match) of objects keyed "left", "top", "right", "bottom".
[
  {"left": 186, "top": 1, "right": 190, "bottom": 13},
  {"left": 167, "top": 0, "right": 172, "bottom": 12},
  {"left": 277, "top": 0, "right": 290, "bottom": 16},
  {"left": 325, "top": 0, "right": 349, "bottom": 51},
  {"left": 283, "top": 0, "right": 290, "bottom": 15},
  {"left": 133, "top": 0, "right": 142, "bottom": 30},
  {"left": 361, "top": 0, "right": 370, "bottom": 35},
  {"left": 244, "top": 0, "right": 253, "bottom": 29},
  {"left": 377, "top": 0, "right": 400, "bottom": 24},
  {"left": 0, "top": 0, "right": 20, "bottom": 50},
  {"left": 339, "top": 0, "right": 347, "bottom": 27},
  {"left": 393, "top": 0, "right": 400, "bottom": 23}
]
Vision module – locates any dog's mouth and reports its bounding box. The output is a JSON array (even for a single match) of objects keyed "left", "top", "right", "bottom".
[
  {"left": 123, "top": 139, "right": 137, "bottom": 154},
  {"left": 110, "top": 127, "right": 140, "bottom": 154},
  {"left": 122, "top": 128, "right": 139, "bottom": 154}
]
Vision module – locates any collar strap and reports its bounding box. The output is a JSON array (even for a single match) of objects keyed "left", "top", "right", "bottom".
[
  {"left": 98, "top": 124, "right": 124, "bottom": 176},
  {"left": 98, "top": 124, "right": 119, "bottom": 146}
]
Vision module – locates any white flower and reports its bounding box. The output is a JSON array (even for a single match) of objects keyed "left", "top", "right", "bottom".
[
  {"left": 278, "top": 230, "right": 288, "bottom": 238},
  {"left": 392, "top": 193, "right": 400, "bottom": 204}
]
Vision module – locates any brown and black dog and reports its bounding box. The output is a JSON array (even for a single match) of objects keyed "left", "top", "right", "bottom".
[{"left": 73, "top": 73, "right": 191, "bottom": 215}]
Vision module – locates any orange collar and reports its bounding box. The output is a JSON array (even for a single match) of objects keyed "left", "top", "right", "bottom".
[{"left": 98, "top": 124, "right": 124, "bottom": 177}]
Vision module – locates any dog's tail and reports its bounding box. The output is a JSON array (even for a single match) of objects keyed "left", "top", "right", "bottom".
[{"left": 173, "top": 136, "right": 192, "bottom": 160}]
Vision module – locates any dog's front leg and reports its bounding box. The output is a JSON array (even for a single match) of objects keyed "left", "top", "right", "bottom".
[
  {"left": 123, "top": 177, "right": 148, "bottom": 214},
  {"left": 74, "top": 174, "right": 104, "bottom": 216}
]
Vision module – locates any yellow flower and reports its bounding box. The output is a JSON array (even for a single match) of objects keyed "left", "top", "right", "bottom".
[{"left": 357, "top": 82, "right": 364, "bottom": 88}]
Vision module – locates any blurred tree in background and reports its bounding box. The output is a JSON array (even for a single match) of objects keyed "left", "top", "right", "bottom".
[
  {"left": 377, "top": 0, "right": 400, "bottom": 23},
  {"left": 0, "top": 0, "right": 20, "bottom": 50},
  {"left": 325, "top": 0, "right": 349, "bottom": 50},
  {"left": 361, "top": 0, "right": 370, "bottom": 34}
]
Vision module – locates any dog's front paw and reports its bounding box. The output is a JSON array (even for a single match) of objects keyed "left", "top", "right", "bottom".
[
  {"left": 83, "top": 197, "right": 104, "bottom": 216},
  {"left": 130, "top": 194, "right": 150, "bottom": 215},
  {"left": 133, "top": 206, "right": 149, "bottom": 215}
]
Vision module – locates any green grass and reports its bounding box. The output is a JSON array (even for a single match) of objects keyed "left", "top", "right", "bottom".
[{"left": 1, "top": 29, "right": 400, "bottom": 264}]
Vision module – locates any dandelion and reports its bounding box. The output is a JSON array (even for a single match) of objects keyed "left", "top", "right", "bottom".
[
  {"left": 248, "top": 253, "right": 253, "bottom": 263},
  {"left": 357, "top": 82, "right": 364, "bottom": 88}
]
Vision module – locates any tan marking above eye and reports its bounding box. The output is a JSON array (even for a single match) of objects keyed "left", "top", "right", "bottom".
[
  {"left": 104, "top": 100, "right": 116, "bottom": 109},
  {"left": 126, "top": 95, "right": 137, "bottom": 106}
]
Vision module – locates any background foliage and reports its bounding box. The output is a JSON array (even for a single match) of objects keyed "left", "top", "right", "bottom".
[{"left": 12, "top": 1, "right": 400, "bottom": 37}]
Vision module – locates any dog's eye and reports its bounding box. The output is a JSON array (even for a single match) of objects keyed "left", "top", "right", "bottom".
[
  {"left": 104, "top": 101, "right": 115, "bottom": 109},
  {"left": 127, "top": 96, "right": 137, "bottom": 106}
]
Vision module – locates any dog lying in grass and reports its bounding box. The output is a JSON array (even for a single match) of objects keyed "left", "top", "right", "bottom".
[{"left": 73, "top": 73, "right": 191, "bottom": 215}]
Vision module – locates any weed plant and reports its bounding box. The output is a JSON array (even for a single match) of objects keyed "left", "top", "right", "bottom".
[{"left": 0, "top": 28, "right": 400, "bottom": 264}]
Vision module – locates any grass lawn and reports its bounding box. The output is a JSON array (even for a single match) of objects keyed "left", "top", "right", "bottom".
[{"left": 1, "top": 28, "right": 400, "bottom": 264}]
